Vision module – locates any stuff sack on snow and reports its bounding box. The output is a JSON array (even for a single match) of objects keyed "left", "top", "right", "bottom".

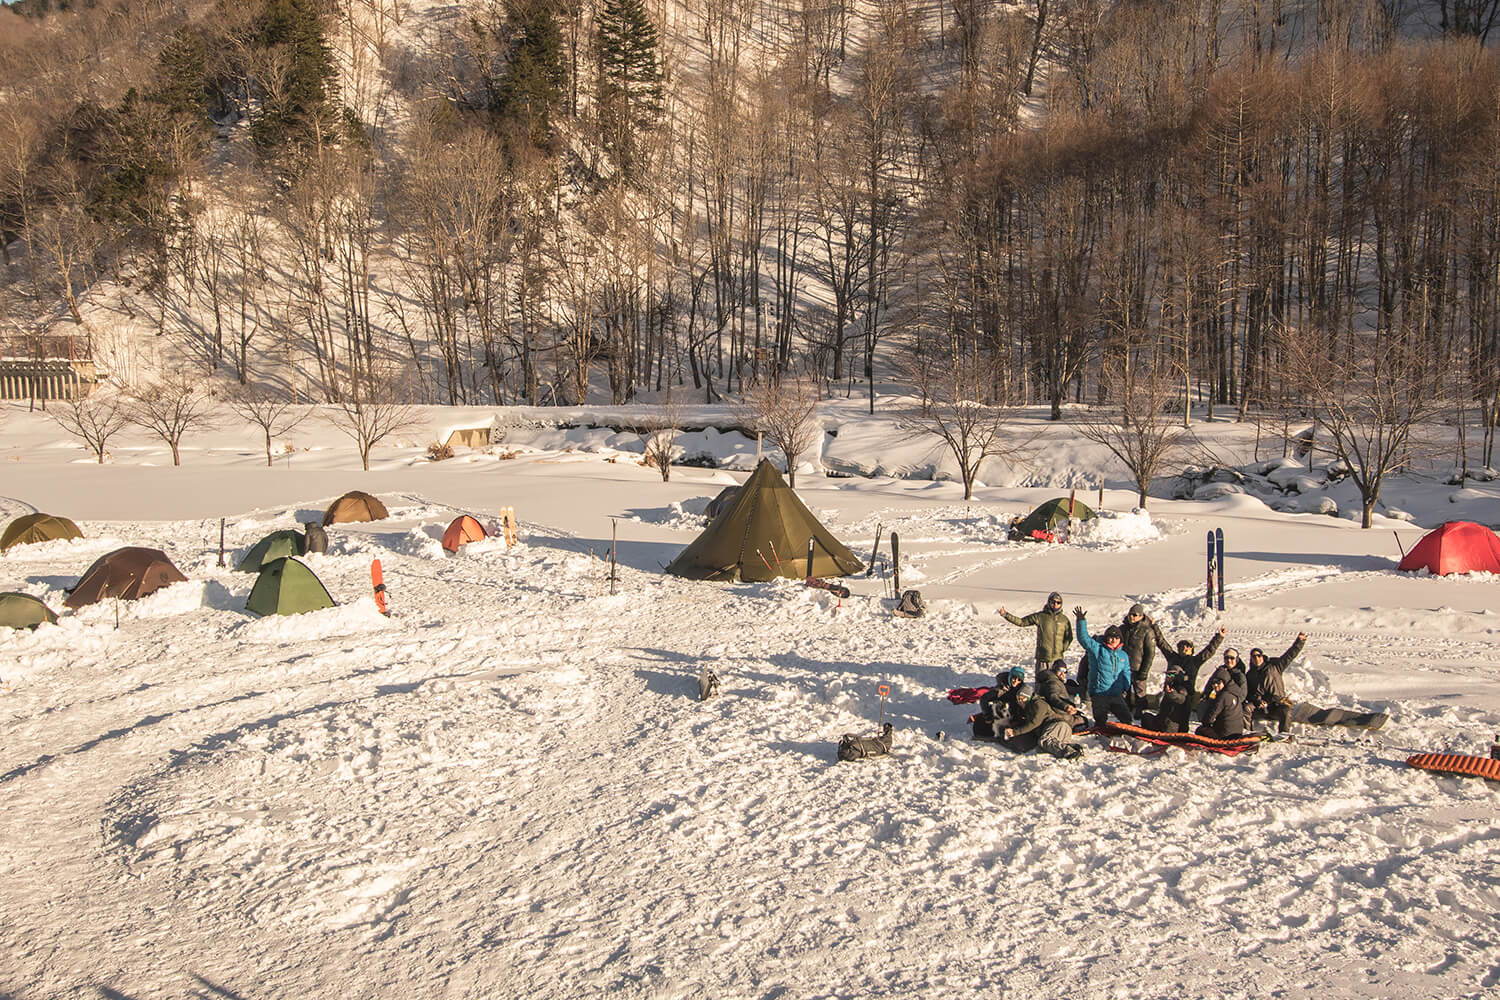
[
  {"left": 947, "top": 686, "right": 991, "bottom": 705},
  {"left": 837, "top": 723, "right": 894, "bottom": 761},
  {"left": 1289, "top": 703, "right": 1389, "bottom": 731},
  {"left": 893, "top": 589, "right": 927, "bottom": 618},
  {"left": 1091, "top": 720, "right": 1264, "bottom": 756},
  {"left": 1406, "top": 752, "right": 1500, "bottom": 782}
]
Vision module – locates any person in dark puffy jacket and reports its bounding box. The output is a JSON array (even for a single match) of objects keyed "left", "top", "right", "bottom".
[
  {"left": 999, "top": 592, "right": 1073, "bottom": 669},
  {"left": 1144, "top": 664, "right": 1194, "bottom": 733},
  {"left": 1075, "top": 608, "right": 1134, "bottom": 727},
  {"left": 979, "top": 667, "right": 1027, "bottom": 727},
  {"left": 1198, "top": 648, "right": 1249, "bottom": 736},
  {"left": 1149, "top": 624, "right": 1226, "bottom": 728},
  {"left": 1247, "top": 633, "right": 1307, "bottom": 733},
  {"left": 1119, "top": 604, "right": 1156, "bottom": 697},
  {"left": 1037, "top": 659, "right": 1074, "bottom": 712}
]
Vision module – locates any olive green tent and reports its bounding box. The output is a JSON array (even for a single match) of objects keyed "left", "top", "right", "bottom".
[
  {"left": 0, "top": 592, "right": 58, "bottom": 630},
  {"left": 1015, "top": 496, "right": 1097, "bottom": 537},
  {"left": 236, "top": 529, "right": 306, "bottom": 572},
  {"left": 1, "top": 513, "right": 82, "bottom": 552},
  {"left": 246, "top": 557, "right": 335, "bottom": 616},
  {"left": 666, "top": 460, "right": 863, "bottom": 582}
]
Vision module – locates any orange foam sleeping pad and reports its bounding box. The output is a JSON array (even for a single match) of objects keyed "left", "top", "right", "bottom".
[{"left": 1406, "top": 752, "right": 1500, "bottom": 781}]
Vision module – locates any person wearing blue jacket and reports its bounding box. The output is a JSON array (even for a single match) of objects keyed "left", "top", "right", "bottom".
[{"left": 1075, "top": 606, "right": 1134, "bottom": 727}]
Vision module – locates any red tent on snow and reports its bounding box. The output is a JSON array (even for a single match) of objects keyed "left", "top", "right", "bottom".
[
  {"left": 442, "top": 515, "right": 487, "bottom": 553},
  {"left": 1397, "top": 521, "right": 1500, "bottom": 575}
]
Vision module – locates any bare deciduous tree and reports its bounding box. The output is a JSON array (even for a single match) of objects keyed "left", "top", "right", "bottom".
[
  {"left": 1074, "top": 351, "right": 1191, "bottom": 507},
  {"left": 735, "top": 374, "right": 821, "bottom": 487},
  {"left": 52, "top": 389, "right": 132, "bottom": 463},
  {"left": 899, "top": 340, "right": 1028, "bottom": 501},
  {"left": 641, "top": 389, "right": 683, "bottom": 482},
  {"left": 229, "top": 384, "right": 309, "bottom": 466},
  {"left": 128, "top": 370, "right": 219, "bottom": 466},
  {"left": 327, "top": 370, "right": 419, "bottom": 471},
  {"left": 1282, "top": 333, "right": 1437, "bottom": 528}
]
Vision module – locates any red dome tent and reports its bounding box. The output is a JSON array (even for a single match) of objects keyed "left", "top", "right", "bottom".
[
  {"left": 1397, "top": 521, "right": 1500, "bottom": 575},
  {"left": 442, "top": 515, "right": 487, "bottom": 553}
]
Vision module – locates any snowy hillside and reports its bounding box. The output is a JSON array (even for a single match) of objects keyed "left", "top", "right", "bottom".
[{"left": 2, "top": 401, "right": 1499, "bottom": 999}]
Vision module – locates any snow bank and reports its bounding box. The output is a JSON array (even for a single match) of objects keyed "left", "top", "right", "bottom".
[{"left": 235, "top": 596, "right": 395, "bottom": 643}]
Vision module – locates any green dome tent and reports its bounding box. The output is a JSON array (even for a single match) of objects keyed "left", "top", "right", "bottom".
[
  {"left": 1, "top": 513, "right": 82, "bottom": 552},
  {"left": 246, "top": 557, "right": 335, "bottom": 616},
  {"left": 236, "top": 529, "right": 307, "bottom": 573},
  {"left": 666, "top": 460, "right": 863, "bottom": 582},
  {"left": 1015, "top": 497, "right": 1097, "bottom": 538},
  {"left": 0, "top": 592, "right": 58, "bottom": 630}
]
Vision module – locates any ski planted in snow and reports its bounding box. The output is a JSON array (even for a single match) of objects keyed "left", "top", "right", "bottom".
[
  {"left": 1215, "top": 527, "right": 1225, "bottom": 611},
  {"left": 1206, "top": 530, "right": 1215, "bottom": 610},
  {"left": 867, "top": 524, "right": 883, "bottom": 577},
  {"left": 806, "top": 537, "right": 815, "bottom": 579},
  {"left": 371, "top": 559, "right": 389, "bottom": 616},
  {"left": 891, "top": 532, "right": 902, "bottom": 594}
]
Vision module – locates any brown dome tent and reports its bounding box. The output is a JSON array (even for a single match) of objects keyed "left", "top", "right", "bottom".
[
  {"left": 666, "top": 459, "right": 863, "bottom": 582},
  {"left": 323, "top": 491, "right": 389, "bottom": 526},
  {"left": 1, "top": 513, "right": 83, "bottom": 552},
  {"left": 442, "top": 515, "right": 487, "bottom": 552},
  {"left": 65, "top": 547, "right": 187, "bottom": 609}
]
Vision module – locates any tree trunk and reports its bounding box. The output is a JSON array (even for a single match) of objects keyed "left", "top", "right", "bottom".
[{"left": 1361, "top": 496, "right": 1375, "bottom": 529}]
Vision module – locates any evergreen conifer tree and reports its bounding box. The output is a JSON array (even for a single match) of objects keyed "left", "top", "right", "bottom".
[
  {"left": 149, "top": 27, "right": 212, "bottom": 123},
  {"left": 595, "top": 0, "right": 663, "bottom": 172},
  {"left": 496, "top": 0, "right": 566, "bottom": 149},
  {"left": 251, "top": 0, "right": 340, "bottom": 161}
]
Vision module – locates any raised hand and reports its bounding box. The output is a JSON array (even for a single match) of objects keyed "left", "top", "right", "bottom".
[
  {"left": 1218, "top": 627, "right": 1228, "bottom": 637},
  {"left": 1297, "top": 631, "right": 1308, "bottom": 641},
  {"left": 998, "top": 606, "right": 1007, "bottom": 616},
  {"left": 1074, "top": 605, "right": 1085, "bottom": 617}
]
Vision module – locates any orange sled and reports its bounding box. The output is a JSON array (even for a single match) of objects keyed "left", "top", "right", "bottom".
[{"left": 1406, "top": 752, "right": 1500, "bottom": 782}]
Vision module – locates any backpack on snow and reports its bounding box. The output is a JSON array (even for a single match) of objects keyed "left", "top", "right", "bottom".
[
  {"left": 837, "top": 723, "right": 895, "bottom": 762},
  {"left": 697, "top": 667, "right": 720, "bottom": 701},
  {"left": 893, "top": 589, "right": 927, "bottom": 618}
]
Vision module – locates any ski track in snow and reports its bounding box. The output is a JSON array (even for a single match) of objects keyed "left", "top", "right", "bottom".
[{"left": 1, "top": 499, "right": 1498, "bottom": 999}]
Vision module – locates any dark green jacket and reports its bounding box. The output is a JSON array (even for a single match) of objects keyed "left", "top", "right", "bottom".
[
  {"left": 1002, "top": 608, "right": 1073, "bottom": 662},
  {"left": 1009, "top": 696, "right": 1072, "bottom": 737}
]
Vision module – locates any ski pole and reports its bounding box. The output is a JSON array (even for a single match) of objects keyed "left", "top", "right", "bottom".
[
  {"left": 217, "top": 518, "right": 225, "bottom": 568},
  {"left": 609, "top": 518, "right": 618, "bottom": 595},
  {"left": 1393, "top": 531, "right": 1407, "bottom": 560}
]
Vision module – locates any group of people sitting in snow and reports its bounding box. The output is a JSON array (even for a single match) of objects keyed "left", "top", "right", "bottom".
[{"left": 974, "top": 591, "right": 1308, "bottom": 759}]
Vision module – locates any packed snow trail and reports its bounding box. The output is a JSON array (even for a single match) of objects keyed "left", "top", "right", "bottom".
[{"left": 1, "top": 501, "right": 1498, "bottom": 999}]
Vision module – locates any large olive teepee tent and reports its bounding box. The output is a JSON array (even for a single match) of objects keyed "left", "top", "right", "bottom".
[{"left": 666, "top": 460, "right": 863, "bottom": 582}]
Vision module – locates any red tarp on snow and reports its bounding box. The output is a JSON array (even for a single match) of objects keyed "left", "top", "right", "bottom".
[{"left": 1397, "top": 521, "right": 1500, "bottom": 575}]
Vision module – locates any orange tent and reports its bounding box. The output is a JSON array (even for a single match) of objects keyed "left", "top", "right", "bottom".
[
  {"left": 1397, "top": 521, "right": 1500, "bottom": 575},
  {"left": 442, "top": 514, "right": 487, "bottom": 552}
]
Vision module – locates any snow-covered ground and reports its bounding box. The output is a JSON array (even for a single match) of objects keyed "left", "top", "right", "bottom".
[{"left": 2, "top": 401, "right": 1499, "bottom": 999}]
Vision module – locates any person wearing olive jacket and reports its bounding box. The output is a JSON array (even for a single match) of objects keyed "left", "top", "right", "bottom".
[
  {"left": 1148, "top": 624, "right": 1227, "bottom": 730},
  {"left": 1247, "top": 633, "right": 1308, "bottom": 733},
  {"left": 1002, "top": 685, "right": 1084, "bottom": 759},
  {"left": 1074, "top": 607, "right": 1134, "bottom": 727},
  {"left": 998, "top": 592, "right": 1073, "bottom": 669}
]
